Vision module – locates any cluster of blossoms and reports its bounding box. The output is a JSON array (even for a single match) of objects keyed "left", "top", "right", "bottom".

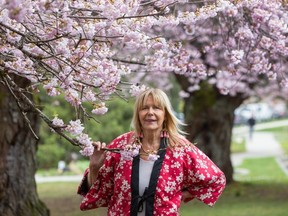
[
  {"left": 92, "top": 102, "right": 108, "bottom": 115},
  {"left": 155, "top": 0, "right": 288, "bottom": 98},
  {"left": 52, "top": 117, "right": 94, "bottom": 156},
  {"left": 1, "top": 0, "right": 287, "bottom": 155},
  {"left": 119, "top": 142, "right": 161, "bottom": 161},
  {"left": 119, "top": 144, "right": 141, "bottom": 160},
  {"left": 147, "top": 154, "right": 160, "bottom": 161},
  {"left": 129, "top": 84, "right": 148, "bottom": 97},
  {"left": 77, "top": 134, "right": 94, "bottom": 157},
  {"left": 129, "top": 1, "right": 288, "bottom": 98},
  {"left": 51, "top": 116, "right": 65, "bottom": 128}
]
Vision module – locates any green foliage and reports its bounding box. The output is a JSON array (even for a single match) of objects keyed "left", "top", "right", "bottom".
[
  {"left": 36, "top": 90, "right": 134, "bottom": 169},
  {"left": 84, "top": 97, "right": 134, "bottom": 143},
  {"left": 36, "top": 143, "right": 66, "bottom": 169}
]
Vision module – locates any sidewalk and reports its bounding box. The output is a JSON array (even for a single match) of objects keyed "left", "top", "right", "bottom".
[
  {"left": 35, "top": 175, "right": 83, "bottom": 183},
  {"left": 232, "top": 129, "right": 288, "bottom": 176},
  {"left": 231, "top": 132, "right": 284, "bottom": 165}
]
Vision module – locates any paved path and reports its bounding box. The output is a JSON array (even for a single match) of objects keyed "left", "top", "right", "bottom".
[
  {"left": 231, "top": 132, "right": 284, "bottom": 166},
  {"left": 36, "top": 175, "right": 82, "bottom": 183},
  {"left": 232, "top": 119, "right": 288, "bottom": 175}
]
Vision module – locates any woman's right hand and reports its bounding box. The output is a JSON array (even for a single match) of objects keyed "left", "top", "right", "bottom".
[{"left": 88, "top": 141, "right": 106, "bottom": 186}]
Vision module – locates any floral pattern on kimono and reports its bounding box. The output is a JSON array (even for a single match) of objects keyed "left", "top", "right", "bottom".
[{"left": 77, "top": 131, "right": 226, "bottom": 215}]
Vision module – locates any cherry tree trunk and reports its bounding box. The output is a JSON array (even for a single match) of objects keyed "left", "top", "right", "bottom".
[
  {"left": 178, "top": 80, "right": 245, "bottom": 184},
  {"left": 0, "top": 78, "right": 49, "bottom": 216}
]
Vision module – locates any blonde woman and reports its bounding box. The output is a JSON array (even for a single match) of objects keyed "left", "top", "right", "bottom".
[{"left": 78, "top": 88, "right": 226, "bottom": 215}]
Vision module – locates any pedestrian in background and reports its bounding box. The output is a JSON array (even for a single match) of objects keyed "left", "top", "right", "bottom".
[{"left": 247, "top": 114, "right": 256, "bottom": 140}]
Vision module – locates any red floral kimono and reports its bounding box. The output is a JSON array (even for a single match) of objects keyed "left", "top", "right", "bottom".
[{"left": 77, "top": 131, "right": 226, "bottom": 215}]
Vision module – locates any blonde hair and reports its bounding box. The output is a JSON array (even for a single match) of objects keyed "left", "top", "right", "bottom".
[{"left": 131, "top": 88, "right": 187, "bottom": 147}]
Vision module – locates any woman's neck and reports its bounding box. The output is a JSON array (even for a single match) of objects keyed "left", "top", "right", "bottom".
[{"left": 141, "top": 131, "right": 161, "bottom": 149}]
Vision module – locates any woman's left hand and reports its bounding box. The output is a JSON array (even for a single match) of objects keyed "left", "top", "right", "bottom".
[
  {"left": 181, "top": 190, "right": 193, "bottom": 203},
  {"left": 87, "top": 141, "right": 106, "bottom": 186}
]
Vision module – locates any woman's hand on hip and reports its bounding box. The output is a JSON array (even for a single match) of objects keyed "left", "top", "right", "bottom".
[{"left": 181, "top": 190, "right": 193, "bottom": 203}]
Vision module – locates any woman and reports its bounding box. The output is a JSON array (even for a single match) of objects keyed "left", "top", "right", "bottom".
[{"left": 77, "top": 88, "right": 226, "bottom": 215}]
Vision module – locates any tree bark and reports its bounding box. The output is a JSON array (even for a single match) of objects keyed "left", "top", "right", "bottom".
[
  {"left": 0, "top": 77, "right": 49, "bottom": 216},
  {"left": 177, "top": 78, "right": 245, "bottom": 184}
]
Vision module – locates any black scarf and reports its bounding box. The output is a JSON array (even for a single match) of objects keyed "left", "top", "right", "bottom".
[{"left": 130, "top": 138, "right": 167, "bottom": 216}]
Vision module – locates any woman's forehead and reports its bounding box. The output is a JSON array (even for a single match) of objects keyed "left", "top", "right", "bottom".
[{"left": 142, "top": 95, "right": 162, "bottom": 106}]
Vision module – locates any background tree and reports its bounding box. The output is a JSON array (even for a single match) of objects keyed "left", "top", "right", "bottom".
[
  {"left": 176, "top": 1, "right": 288, "bottom": 183},
  {"left": 134, "top": 0, "right": 288, "bottom": 182},
  {"left": 0, "top": 0, "right": 287, "bottom": 215},
  {"left": 0, "top": 78, "right": 49, "bottom": 215}
]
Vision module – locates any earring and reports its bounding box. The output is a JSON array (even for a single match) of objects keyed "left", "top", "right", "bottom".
[
  {"left": 165, "top": 130, "right": 169, "bottom": 138},
  {"left": 139, "top": 131, "right": 143, "bottom": 138},
  {"left": 161, "top": 130, "right": 169, "bottom": 138}
]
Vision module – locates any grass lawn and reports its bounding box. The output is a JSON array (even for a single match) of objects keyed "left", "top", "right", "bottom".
[
  {"left": 181, "top": 182, "right": 288, "bottom": 216},
  {"left": 37, "top": 157, "right": 288, "bottom": 216},
  {"left": 37, "top": 180, "right": 288, "bottom": 216},
  {"left": 257, "top": 125, "right": 288, "bottom": 154},
  {"left": 231, "top": 135, "right": 246, "bottom": 153},
  {"left": 37, "top": 122, "right": 288, "bottom": 215}
]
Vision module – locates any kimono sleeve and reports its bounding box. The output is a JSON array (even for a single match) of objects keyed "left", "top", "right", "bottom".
[
  {"left": 77, "top": 151, "right": 115, "bottom": 211},
  {"left": 182, "top": 145, "right": 226, "bottom": 206}
]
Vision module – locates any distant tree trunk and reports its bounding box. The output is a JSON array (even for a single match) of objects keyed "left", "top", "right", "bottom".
[
  {"left": 177, "top": 78, "right": 246, "bottom": 184},
  {"left": 0, "top": 77, "right": 49, "bottom": 216}
]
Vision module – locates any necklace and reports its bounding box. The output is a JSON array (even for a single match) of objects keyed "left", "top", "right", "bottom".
[
  {"left": 140, "top": 145, "right": 167, "bottom": 161},
  {"left": 141, "top": 145, "right": 158, "bottom": 155}
]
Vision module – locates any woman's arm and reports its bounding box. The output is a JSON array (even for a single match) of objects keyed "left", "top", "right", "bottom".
[{"left": 182, "top": 145, "right": 226, "bottom": 206}]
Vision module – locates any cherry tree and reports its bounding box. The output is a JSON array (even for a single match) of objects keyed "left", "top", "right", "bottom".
[
  {"left": 0, "top": 1, "right": 184, "bottom": 214},
  {"left": 177, "top": 0, "right": 288, "bottom": 183},
  {"left": 133, "top": 0, "right": 288, "bottom": 183},
  {"left": 0, "top": 0, "right": 287, "bottom": 215}
]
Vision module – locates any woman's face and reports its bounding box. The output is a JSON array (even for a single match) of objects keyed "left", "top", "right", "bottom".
[{"left": 138, "top": 95, "right": 165, "bottom": 133}]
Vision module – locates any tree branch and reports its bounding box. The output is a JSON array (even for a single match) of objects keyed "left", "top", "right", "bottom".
[
  {"left": 2, "top": 75, "right": 39, "bottom": 140},
  {"left": 2, "top": 73, "right": 81, "bottom": 147}
]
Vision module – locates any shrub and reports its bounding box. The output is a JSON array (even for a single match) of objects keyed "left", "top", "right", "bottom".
[{"left": 36, "top": 144, "right": 66, "bottom": 169}]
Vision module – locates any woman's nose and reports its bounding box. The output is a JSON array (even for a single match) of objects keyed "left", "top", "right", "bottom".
[{"left": 147, "top": 107, "right": 154, "bottom": 114}]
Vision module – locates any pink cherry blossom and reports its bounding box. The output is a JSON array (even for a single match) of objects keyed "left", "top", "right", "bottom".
[
  {"left": 51, "top": 117, "right": 65, "bottom": 127},
  {"left": 148, "top": 154, "right": 160, "bottom": 161},
  {"left": 129, "top": 84, "right": 148, "bottom": 97},
  {"left": 79, "top": 144, "right": 94, "bottom": 157},
  {"left": 91, "top": 102, "right": 108, "bottom": 115},
  {"left": 120, "top": 144, "right": 140, "bottom": 160},
  {"left": 66, "top": 120, "right": 84, "bottom": 136},
  {"left": 0, "top": 0, "right": 287, "bottom": 155},
  {"left": 77, "top": 133, "right": 94, "bottom": 156}
]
